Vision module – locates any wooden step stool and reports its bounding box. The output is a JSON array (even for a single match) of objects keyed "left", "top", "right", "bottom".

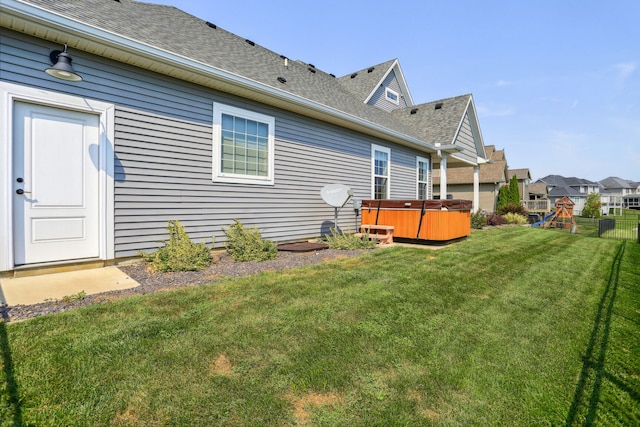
[{"left": 356, "top": 224, "right": 394, "bottom": 245}]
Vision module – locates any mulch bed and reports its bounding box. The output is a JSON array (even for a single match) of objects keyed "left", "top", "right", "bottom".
[{"left": 1, "top": 248, "right": 369, "bottom": 323}]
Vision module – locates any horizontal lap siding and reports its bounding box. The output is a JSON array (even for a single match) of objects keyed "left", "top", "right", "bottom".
[
  {"left": 454, "top": 114, "right": 477, "bottom": 164},
  {"left": 3, "top": 30, "right": 428, "bottom": 257}
]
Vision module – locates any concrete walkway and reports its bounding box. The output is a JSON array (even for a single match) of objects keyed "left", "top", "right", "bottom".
[{"left": 0, "top": 267, "right": 140, "bottom": 306}]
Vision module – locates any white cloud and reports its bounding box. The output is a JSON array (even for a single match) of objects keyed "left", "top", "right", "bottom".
[
  {"left": 612, "top": 62, "right": 637, "bottom": 85},
  {"left": 496, "top": 80, "right": 512, "bottom": 87}
]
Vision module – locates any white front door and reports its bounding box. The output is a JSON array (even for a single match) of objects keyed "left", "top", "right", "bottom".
[{"left": 12, "top": 102, "right": 100, "bottom": 265}]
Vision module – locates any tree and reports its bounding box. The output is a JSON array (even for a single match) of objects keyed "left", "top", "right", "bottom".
[
  {"left": 582, "top": 192, "right": 603, "bottom": 218},
  {"left": 508, "top": 175, "right": 521, "bottom": 205},
  {"left": 496, "top": 175, "right": 522, "bottom": 212}
]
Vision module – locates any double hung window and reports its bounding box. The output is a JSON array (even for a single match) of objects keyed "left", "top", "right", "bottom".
[
  {"left": 213, "top": 103, "right": 275, "bottom": 185},
  {"left": 417, "top": 157, "right": 430, "bottom": 199},
  {"left": 372, "top": 144, "right": 390, "bottom": 199}
]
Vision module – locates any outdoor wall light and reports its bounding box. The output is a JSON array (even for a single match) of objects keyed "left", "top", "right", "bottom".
[{"left": 45, "top": 44, "right": 83, "bottom": 82}]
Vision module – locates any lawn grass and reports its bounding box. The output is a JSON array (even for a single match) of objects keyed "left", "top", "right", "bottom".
[{"left": 1, "top": 226, "right": 639, "bottom": 426}]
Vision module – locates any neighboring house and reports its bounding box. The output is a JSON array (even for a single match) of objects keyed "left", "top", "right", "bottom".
[
  {"left": 598, "top": 176, "right": 640, "bottom": 213},
  {"left": 0, "top": 0, "right": 487, "bottom": 273},
  {"left": 507, "top": 168, "right": 531, "bottom": 200},
  {"left": 527, "top": 182, "right": 549, "bottom": 201},
  {"left": 433, "top": 145, "right": 508, "bottom": 213},
  {"left": 536, "top": 175, "right": 600, "bottom": 216}
]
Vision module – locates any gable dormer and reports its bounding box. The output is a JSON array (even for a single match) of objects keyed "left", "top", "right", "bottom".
[{"left": 338, "top": 59, "right": 414, "bottom": 112}]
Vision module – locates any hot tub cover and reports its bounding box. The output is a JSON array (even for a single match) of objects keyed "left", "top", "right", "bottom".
[{"left": 361, "top": 199, "right": 472, "bottom": 211}]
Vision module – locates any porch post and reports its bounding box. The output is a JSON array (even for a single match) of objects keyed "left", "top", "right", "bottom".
[
  {"left": 473, "top": 165, "right": 480, "bottom": 212},
  {"left": 439, "top": 155, "right": 448, "bottom": 200}
]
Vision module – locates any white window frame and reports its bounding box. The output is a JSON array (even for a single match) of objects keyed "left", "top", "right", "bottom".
[
  {"left": 371, "top": 144, "right": 391, "bottom": 199},
  {"left": 416, "top": 156, "right": 431, "bottom": 200},
  {"left": 212, "top": 102, "right": 275, "bottom": 185},
  {"left": 385, "top": 87, "right": 400, "bottom": 105}
]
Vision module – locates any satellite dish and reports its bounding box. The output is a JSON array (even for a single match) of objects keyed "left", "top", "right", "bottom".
[{"left": 320, "top": 184, "right": 354, "bottom": 208}]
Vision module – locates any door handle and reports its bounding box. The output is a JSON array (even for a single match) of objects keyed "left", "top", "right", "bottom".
[{"left": 16, "top": 189, "right": 32, "bottom": 195}]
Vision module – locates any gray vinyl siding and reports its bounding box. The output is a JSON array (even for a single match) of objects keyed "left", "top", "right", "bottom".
[
  {"left": 452, "top": 113, "right": 478, "bottom": 164},
  {"left": 2, "top": 30, "right": 429, "bottom": 258},
  {"left": 367, "top": 70, "right": 408, "bottom": 112}
]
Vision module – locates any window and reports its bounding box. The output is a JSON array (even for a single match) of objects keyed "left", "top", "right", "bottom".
[
  {"left": 213, "top": 103, "right": 275, "bottom": 185},
  {"left": 385, "top": 87, "right": 399, "bottom": 105},
  {"left": 417, "top": 156, "right": 431, "bottom": 199},
  {"left": 372, "top": 144, "right": 390, "bottom": 199}
]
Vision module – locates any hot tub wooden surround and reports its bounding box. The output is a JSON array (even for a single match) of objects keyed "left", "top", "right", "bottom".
[{"left": 361, "top": 200, "right": 472, "bottom": 242}]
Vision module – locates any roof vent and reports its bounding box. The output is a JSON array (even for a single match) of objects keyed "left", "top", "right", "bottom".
[
  {"left": 329, "top": 73, "right": 336, "bottom": 78},
  {"left": 435, "top": 103, "right": 443, "bottom": 110},
  {"left": 245, "top": 39, "right": 255, "bottom": 46},
  {"left": 350, "top": 73, "right": 358, "bottom": 79},
  {"left": 277, "top": 76, "right": 287, "bottom": 84},
  {"left": 308, "top": 67, "right": 316, "bottom": 73},
  {"left": 367, "top": 67, "right": 375, "bottom": 73},
  {"left": 205, "top": 21, "right": 217, "bottom": 29},
  {"left": 308, "top": 63, "right": 315, "bottom": 68},
  {"left": 410, "top": 108, "right": 419, "bottom": 114}
]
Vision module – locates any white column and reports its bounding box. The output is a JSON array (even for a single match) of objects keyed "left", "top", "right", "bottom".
[
  {"left": 439, "top": 155, "right": 447, "bottom": 200},
  {"left": 473, "top": 165, "right": 480, "bottom": 212}
]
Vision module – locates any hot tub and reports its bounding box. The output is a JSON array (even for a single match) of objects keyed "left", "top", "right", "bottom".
[{"left": 361, "top": 199, "right": 472, "bottom": 241}]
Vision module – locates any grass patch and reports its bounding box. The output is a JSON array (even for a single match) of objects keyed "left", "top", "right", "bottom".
[{"left": 1, "top": 227, "right": 639, "bottom": 425}]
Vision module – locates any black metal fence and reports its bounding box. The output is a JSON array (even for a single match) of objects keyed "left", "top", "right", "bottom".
[{"left": 598, "top": 218, "right": 640, "bottom": 242}]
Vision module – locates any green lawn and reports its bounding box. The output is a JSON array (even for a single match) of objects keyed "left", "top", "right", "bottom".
[{"left": 2, "top": 227, "right": 639, "bottom": 426}]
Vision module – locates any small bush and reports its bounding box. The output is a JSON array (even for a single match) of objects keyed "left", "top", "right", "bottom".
[
  {"left": 223, "top": 219, "right": 278, "bottom": 262},
  {"left": 486, "top": 214, "right": 506, "bottom": 226},
  {"left": 140, "top": 220, "right": 212, "bottom": 272},
  {"left": 503, "top": 212, "right": 528, "bottom": 225},
  {"left": 323, "top": 228, "right": 377, "bottom": 250},
  {"left": 498, "top": 203, "right": 529, "bottom": 216},
  {"left": 471, "top": 211, "right": 487, "bottom": 229}
]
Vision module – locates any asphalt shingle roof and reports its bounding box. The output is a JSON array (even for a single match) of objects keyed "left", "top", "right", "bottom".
[
  {"left": 337, "top": 59, "right": 397, "bottom": 102},
  {"left": 599, "top": 176, "right": 634, "bottom": 189},
  {"left": 20, "top": 0, "right": 433, "bottom": 142},
  {"left": 392, "top": 94, "right": 472, "bottom": 145}
]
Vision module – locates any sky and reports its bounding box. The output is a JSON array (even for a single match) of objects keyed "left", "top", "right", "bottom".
[{"left": 149, "top": 0, "right": 639, "bottom": 182}]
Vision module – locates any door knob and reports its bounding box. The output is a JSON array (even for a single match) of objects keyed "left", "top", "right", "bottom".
[
  {"left": 16, "top": 189, "right": 24, "bottom": 195},
  {"left": 17, "top": 177, "right": 24, "bottom": 183}
]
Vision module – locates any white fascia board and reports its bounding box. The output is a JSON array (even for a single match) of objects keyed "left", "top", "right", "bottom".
[
  {"left": 391, "top": 60, "right": 415, "bottom": 106},
  {"left": 363, "top": 59, "right": 415, "bottom": 106},
  {"left": 465, "top": 94, "right": 487, "bottom": 158},
  {"left": 2, "top": 0, "right": 437, "bottom": 154}
]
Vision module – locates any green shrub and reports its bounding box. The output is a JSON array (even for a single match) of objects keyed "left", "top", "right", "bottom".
[
  {"left": 323, "top": 227, "right": 377, "bottom": 250},
  {"left": 223, "top": 219, "right": 278, "bottom": 262},
  {"left": 487, "top": 214, "right": 506, "bottom": 226},
  {"left": 140, "top": 220, "right": 212, "bottom": 272},
  {"left": 498, "top": 203, "right": 529, "bottom": 216},
  {"left": 471, "top": 211, "right": 487, "bottom": 229},
  {"left": 503, "top": 212, "right": 528, "bottom": 225}
]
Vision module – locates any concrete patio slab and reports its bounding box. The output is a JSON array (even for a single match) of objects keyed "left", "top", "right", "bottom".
[{"left": 0, "top": 266, "right": 139, "bottom": 306}]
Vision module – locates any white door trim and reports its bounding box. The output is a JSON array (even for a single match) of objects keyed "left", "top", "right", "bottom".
[{"left": 0, "top": 82, "right": 115, "bottom": 271}]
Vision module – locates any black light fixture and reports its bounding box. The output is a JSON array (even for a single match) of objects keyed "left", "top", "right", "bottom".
[{"left": 45, "top": 44, "right": 83, "bottom": 82}]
